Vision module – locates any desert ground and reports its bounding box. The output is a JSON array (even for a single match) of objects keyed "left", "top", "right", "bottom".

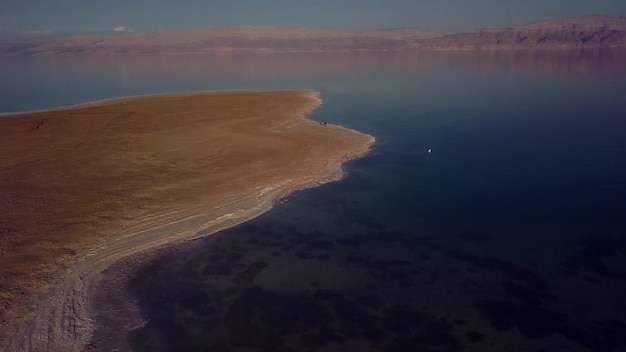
[{"left": 0, "top": 89, "right": 373, "bottom": 351}]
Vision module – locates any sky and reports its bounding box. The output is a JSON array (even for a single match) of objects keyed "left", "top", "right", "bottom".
[{"left": 1, "top": 0, "right": 625, "bottom": 34}]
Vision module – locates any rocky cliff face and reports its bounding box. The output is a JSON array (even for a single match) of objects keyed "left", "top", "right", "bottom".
[
  {"left": 416, "top": 15, "right": 626, "bottom": 49},
  {"left": 0, "top": 15, "right": 624, "bottom": 55}
]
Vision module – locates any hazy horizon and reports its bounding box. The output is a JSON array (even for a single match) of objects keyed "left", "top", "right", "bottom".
[{"left": 1, "top": 0, "right": 625, "bottom": 35}]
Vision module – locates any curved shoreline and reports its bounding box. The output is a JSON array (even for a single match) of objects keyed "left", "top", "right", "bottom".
[
  {"left": 3, "top": 149, "right": 371, "bottom": 352},
  {"left": 0, "top": 89, "right": 374, "bottom": 352}
]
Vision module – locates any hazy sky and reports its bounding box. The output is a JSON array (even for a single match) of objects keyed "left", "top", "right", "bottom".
[{"left": 1, "top": 0, "right": 625, "bottom": 34}]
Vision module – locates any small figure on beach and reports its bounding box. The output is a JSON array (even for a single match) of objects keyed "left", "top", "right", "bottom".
[{"left": 320, "top": 119, "right": 327, "bottom": 126}]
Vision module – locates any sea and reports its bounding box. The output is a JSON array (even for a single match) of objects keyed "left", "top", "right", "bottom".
[{"left": 2, "top": 49, "right": 626, "bottom": 352}]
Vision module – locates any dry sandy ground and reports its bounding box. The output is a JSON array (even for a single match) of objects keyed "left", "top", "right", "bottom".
[{"left": 0, "top": 89, "right": 374, "bottom": 352}]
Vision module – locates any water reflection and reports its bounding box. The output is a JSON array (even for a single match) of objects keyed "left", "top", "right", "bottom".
[
  {"left": 3, "top": 49, "right": 626, "bottom": 86},
  {"left": 2, "top": 49, "right": 625, "bottom": 113},
  {"left": 433, "top": 48, "right": 626, "bottom": 77},
  {"left": 58, "top": 48, "right": 626, "bottom": 78}
]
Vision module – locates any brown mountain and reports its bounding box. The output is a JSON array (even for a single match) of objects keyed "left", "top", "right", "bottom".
[
  {"left": 416, "top": 15, "right": 626, "bottom": 49},
  {"left": 0, "top": 26, "right": 438, "bottom": 55},
  {"left": 0, "top": 15, "right": 625, "bottom": 55}
]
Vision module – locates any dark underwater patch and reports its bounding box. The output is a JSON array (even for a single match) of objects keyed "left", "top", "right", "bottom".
[
  {"left": 562, "top": 234, "right": 626, "bottom": 280},
  {"left": 454, "top": 230, "right": 494, "bottom": 243}
]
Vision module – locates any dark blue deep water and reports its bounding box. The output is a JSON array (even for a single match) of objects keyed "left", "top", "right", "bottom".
[{"left": 3, "top": 50, "right": 626, "bottom": 351}]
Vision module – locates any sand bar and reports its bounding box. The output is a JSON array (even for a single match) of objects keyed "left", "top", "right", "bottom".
[{"left": 0, "top": 89, "right": 374, "bottom": 351}]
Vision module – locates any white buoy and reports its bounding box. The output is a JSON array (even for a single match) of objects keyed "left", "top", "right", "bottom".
[{"left": 428, "top": 148, "right": 432, "bottom": 154}]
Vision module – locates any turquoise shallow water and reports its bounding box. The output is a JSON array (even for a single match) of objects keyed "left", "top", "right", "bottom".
[{"left": 2, "top": 50, "right": 626, "bottom": 351}]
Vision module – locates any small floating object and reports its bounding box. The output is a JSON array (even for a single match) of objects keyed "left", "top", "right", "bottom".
[{"left": 428, "top": 148, "right": 432, "bottom": 154}]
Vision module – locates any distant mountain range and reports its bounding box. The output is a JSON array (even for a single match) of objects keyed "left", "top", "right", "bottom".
[
  {"left": 416, "top": 15, "right": 626, "bottom": 50},
  {"left": 1, "top": 15, "right": 624, "bottom": 55}
]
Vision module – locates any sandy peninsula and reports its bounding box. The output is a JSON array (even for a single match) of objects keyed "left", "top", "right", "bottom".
[{"left": 0, "top": 89, "right": 374, "bottom": 352}]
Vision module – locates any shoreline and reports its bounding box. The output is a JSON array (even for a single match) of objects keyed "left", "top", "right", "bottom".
[
  {"left": 86, "top": 143, "right": 370, "bottom": 351},
  {"left": 0, "top": 89, "right": 374, "bottom": 352}
]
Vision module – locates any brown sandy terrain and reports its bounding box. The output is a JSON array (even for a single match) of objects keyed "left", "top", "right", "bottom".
[{"left": 0, "top": 89, "right": 374, "bottom": 351}]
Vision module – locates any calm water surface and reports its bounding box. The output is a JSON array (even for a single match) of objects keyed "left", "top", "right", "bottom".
[{"left": 2, "top": 50, "right": 626, "bottom": 351}]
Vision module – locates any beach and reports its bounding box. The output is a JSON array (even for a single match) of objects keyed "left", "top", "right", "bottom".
[{"left": 0, "top": 89, "right": 374, "bottom": 352}]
